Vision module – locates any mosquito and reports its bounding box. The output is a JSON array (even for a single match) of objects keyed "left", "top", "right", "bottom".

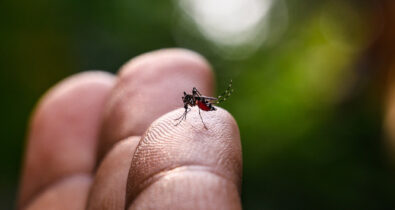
[{"left": 174, "top": 80, "right": 233, "bottom": 128}]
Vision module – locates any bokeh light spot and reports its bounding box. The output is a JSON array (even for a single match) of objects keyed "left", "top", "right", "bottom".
[
  {"left": 177, "top": 0, "right": 288, "bottom": 59},
  {"left": 179, "top": 0, "right": 272, "bottom": 46}
]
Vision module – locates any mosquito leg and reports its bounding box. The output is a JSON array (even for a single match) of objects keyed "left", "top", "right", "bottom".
[
  {"left": 174, "top": 112, "right": 186, "bottom": 126},
  {"left": 184, "top": 108, "right": 191, "bottom": 120},
  {"left": 174, "top": 108, "right": 191, "bottom": 126},
  {"left": 174, "top": 109, "right": 187, "bottom": 125},
  {"left": 174, "top": 110, "right": 186, "bottom": 120},
  {"left": 198, "top": 108, "right": 208, "bottom": 129}
]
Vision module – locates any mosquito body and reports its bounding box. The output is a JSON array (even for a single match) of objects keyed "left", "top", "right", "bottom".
[{"left": 175, "top": 80, "right": 233, "bottom": 128}]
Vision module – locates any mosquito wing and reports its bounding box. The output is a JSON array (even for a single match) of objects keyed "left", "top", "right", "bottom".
[{"left": 198, "top": 96, "right": 218, "bottom": 101}]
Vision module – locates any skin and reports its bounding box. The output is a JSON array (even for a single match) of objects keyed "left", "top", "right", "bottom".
[{"left": 18, "top": 49, "right": 242, "bottom": 210}]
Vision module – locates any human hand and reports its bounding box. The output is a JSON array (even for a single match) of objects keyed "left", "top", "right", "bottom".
[{"left": 18, "top": 49, "right": 242, "bottom": 210}]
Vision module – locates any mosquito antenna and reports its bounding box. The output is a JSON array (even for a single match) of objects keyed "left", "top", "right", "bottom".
[{"left": 215, "top": 80, "right": 233, "bottom": 104}]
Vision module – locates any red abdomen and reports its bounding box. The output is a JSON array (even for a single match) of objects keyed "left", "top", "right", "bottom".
[{"left": 197, "top": 101, "right": 211, "bottom": 111}]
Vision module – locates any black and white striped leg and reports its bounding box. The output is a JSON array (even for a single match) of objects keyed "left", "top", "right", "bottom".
[
  {"left": 174, "top": 108, "right": 191, "bottom": 126},
  {"left": 198, "top": 108, "right": 208, "bottom": 129}
]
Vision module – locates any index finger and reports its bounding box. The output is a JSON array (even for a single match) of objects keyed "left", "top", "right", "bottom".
[{"left": 97, "top": 48, "right": 215, "bottom": 161}]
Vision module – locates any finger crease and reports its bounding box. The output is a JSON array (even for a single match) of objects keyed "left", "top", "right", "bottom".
[{"left": 126, "top": 164, "right": 237, "bottom": 208}]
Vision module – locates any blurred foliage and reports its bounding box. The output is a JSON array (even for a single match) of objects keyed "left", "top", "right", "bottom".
[{"left": 1, "top": 0, "right": 395, "bottom": 209}]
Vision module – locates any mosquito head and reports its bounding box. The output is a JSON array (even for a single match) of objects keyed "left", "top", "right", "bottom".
[
  {"left": 181, "top": 91, "right": 187, "bottom": 101},
  {"left": 182, "top": 93, "right": 189, "bottom": 104},
  {"left": 182, "top": 93, "right": 196, "bottom": 108}
]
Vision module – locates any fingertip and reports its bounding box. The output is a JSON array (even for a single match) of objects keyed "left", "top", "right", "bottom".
[{"left": 126, "top": 107, "right": 242, "bottom": 207}]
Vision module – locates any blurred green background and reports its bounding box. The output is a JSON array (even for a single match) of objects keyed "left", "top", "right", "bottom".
[{"left": 1, "top": 0, "right": 395, "bottom": 209}]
